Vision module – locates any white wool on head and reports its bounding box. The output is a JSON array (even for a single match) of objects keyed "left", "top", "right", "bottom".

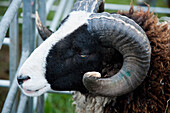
[{"left": 72, "top": 91, "right": 116, "bottom": 113}]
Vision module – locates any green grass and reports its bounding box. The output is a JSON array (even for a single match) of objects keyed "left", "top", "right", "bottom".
[{"left": 45, "top": 94, "right": 75, "bottom": 113}]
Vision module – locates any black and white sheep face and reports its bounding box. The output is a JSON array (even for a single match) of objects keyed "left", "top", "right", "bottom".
[
  {"left": 17, "top": 3, "right": 151, "bottom": 97},
  {"left": 17, "top": 11, "right": 103, "bottom": 96}
]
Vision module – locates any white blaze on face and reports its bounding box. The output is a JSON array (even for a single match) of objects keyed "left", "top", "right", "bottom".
[{"left": 17, "top": 11, "right": 91, "bottom": 96}]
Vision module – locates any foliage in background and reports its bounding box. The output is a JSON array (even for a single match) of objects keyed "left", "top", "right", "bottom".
[{"left": 45, "top": 94, "right": 75, "bottom": 113}]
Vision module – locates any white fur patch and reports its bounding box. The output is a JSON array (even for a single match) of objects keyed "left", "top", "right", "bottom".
[{"left": 18, "top": 11, "right": 91, "bottom": 96}]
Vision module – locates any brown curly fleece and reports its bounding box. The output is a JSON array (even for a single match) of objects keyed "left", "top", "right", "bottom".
[{"left": 104, "top": 3, "right": 170, "bottom": 113}]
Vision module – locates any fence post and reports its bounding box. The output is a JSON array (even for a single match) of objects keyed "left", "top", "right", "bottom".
[
  {"left": 50, "top": 0, "right": 67, "bottom": 31},
  {"left": 0, "top": 0, "right": 22, "bottom": 49},
  {"left": 22, "top": 0, "right": 34, "bottom": 112},
  {"left": 36, "top": 0, "right": 46, "bottom": 113},
  {"left": 9, "top": 12, "right": 19, "bottom": 113},
  {"left": 37, "top": 0, "right": 46, "bottom": 45},
  {"left": 9, "top": 0, "right": 19, "bottom": 86}
]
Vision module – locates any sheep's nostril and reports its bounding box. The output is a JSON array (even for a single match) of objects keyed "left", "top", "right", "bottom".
[{"left": 17, "top": 76, "right": 30, "bottom": 85}]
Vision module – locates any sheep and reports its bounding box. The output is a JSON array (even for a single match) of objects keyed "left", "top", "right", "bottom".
[
  {"left": 17, "top": 0, "right": 150, "bottom": 96},
  {"left": 16, "top": 0, "right": 169, "bottom": 112}
]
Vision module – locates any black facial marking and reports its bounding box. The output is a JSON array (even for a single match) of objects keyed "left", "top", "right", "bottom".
[{"left": 45, "top": 24, "right": 103, "bottom": 93}]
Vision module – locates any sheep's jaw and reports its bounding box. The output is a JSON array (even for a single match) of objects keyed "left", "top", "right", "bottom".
[{"left": 19, "top": 84, "right": 51, "bottom": 97}]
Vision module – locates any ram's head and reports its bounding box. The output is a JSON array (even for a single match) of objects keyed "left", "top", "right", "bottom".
[{"left": 17, "top": 0, "right": 151, "bottom": 97}]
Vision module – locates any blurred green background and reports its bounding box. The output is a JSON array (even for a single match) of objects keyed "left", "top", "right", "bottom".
[
  {"left": 0, "top": 0, "right": 169, "bottom": 113},
  {"left": 45, "top": 93, "right": 75, "bottom": 113}
]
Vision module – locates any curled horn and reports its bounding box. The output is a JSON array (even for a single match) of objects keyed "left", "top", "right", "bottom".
[
  {"left": 36, "top": 12, "right": 53, "bottom": 40},
  {"left": 72, "top": 0, "right": 104, "bottom": 13},
  {"left": 83, "top": 12, "right": 151, "bottom": 97}
]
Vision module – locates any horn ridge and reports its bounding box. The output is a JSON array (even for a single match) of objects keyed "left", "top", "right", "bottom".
[
  {"left": 88, "top": 14, "right": 144, "bottom": 40},
  {"left": 88, "top": 12, "right": 146, "bottom": 38},
  {"left": 72, "top": 0, "right": 104, "bottom": 13},
  {"left": 110, "top": 13, "right": 146, "bottom": 36}
]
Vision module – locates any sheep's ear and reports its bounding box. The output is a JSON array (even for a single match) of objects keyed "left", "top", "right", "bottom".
[{"left": 36, "top": 12, "right": 53, "bottom": 41}]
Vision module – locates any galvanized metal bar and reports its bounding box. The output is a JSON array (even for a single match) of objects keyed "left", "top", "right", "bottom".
[
  {"left": 18, "top": 17, "right": 55, "bottom": 26},
  {"left": 38, "top": 0, "right": 46, "bottom": 45},
  {"left": 0, "top": 0, "right": 22, "bottom": 49},
  {"left": 22, "top": 0, "right": 32, "bottom": 54},
  {"left": 26, "top": 98, "right": 33, "bottom": 113},
  {"left": 9, "top": 2, "right": 19, "bottom": 112},
  {"left": 38, "top": 0, "right": 46, "bottom": 27},
  {"left": 0, "top": 80, "right": 10, "bottom": 88},
  {"left": 16, "top": 93, "right": 28, "bottom": 113},
  {"left": 9, "top": 12, "right": 19, "bottom": 85},
  {"left": 22, "top": 0, "right": 34, "bottom": 113},
  {"left": 46, "top": 0, "right": 55, "bottom": 16},
  {"left": 62, "top": 0, "right": 74, "bottom": 19},
  {"left": 50, "top": 0, "right": 67, "bottom": 31},
  {"left": 33, "top": 97, "right": 38, "bottom": 111},
  {"left": 51, "top": 5, "right": 58, "bottom": 11},
  {"left": 31, "top": 0, "right": 36, "bottom": 51},
  {"left": 1, "top": 79, "right": 18, "bottom": 113},
  {"left": 105, "top": 3, "right": 170, "bottom": 14},
  {"left": 36, "top": 95, "right": 45, "bottom": 113},
  {"left": 48, "top": 90, "right": 73, "bottom": 95}
]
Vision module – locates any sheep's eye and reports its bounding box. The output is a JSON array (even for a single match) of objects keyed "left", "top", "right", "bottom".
[
  {"left": 78, "top": 50, "right": 89, "bottom": 58},
  {"left": 80, "top": 55, "right": 88, "bottom": 58}
]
